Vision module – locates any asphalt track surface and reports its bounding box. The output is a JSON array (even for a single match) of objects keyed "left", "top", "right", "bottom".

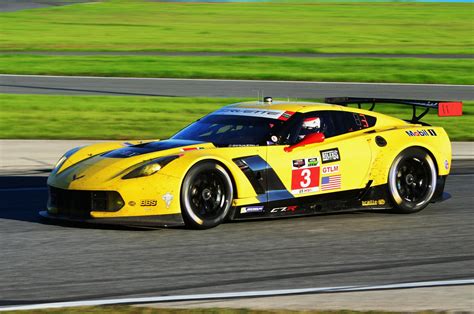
[
  {"left": 0, "top": 161, "right": 473, "bottom": 306},
  {"left": 0, "top": 0, "right": 95, "bottom": 12},
  {"left": 2, "top": 74, "right": 474, "bottom": 99}
]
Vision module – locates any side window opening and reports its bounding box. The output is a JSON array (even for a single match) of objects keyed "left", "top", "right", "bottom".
[
  {"left": 277, "top": 110, "right": 376, "bottom": 145},
  {"left": 292, "top": 111, "right": 338, "bottom": 143}
]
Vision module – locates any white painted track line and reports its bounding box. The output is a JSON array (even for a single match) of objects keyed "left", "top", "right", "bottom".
[
  {"left": 1, "top": 74, "right": 472, "bottom": 87},
  {"left": 1, "top": 279, "right": 473, "bottom": 311}
]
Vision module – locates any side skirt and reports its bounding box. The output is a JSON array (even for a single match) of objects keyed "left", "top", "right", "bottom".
[{"left": 231, "top": 184, "right": 393, "bottom": 220}]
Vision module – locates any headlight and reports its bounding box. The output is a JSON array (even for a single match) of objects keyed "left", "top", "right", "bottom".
[
  {"left": 122, "top": 155, "right": 180, "bottom": 179},
  {"left": 51, "top": 146, "right": 82, "bottom": 174}
]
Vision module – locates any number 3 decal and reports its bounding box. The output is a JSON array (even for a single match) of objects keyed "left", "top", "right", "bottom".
[
  {"left": 300, "top": 169, "right": 311, "bottom": 187},
  {"left": 291, "top": 158, "right": 321, "bottom": 194}
]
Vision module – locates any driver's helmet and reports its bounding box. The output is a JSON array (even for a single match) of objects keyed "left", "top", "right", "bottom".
[
  {"left": 302, "top": 117, "right": 321, "bottom": 130},
  {"left": 298, "top": 117, "right": 321, "bottom": 140}
]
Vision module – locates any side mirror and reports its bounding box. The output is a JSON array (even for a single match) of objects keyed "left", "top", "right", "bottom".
[{"left": 284, "top": 132, "right": 325, "bottom": 152}]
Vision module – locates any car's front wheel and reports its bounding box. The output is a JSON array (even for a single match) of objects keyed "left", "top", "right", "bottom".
[
  {"left": 181, "top": 161, "right": 233, "bottom": 229},
  {"left": 388, "top": 147, "right": 437, "bottom": 213}
]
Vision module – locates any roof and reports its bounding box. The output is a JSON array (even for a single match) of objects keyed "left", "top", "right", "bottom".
[
  {"left": 228, "top": 100, "right": 339, "bottom": 113},
  {"left": 222, "top": 100, "right": 409, "bottom": 127}
]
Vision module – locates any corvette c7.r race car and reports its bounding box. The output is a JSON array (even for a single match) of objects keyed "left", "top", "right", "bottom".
[{"left": 40, "top": 97, "right": 462, "bottom": 229}]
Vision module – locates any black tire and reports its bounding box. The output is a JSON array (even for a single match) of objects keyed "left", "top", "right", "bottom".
[
  {"left": 388, "top": 147, "right": 437, "bottom": 214},
  {"left": 181, "top": 161, "right": 233, "bottom": 229}
]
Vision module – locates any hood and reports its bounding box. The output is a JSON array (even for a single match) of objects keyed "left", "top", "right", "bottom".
[
  {"left": 49, "top": 139, "right": 215, "bottom": 189},
  {"left": 102, "top": 139, "right": 206, "bottom": 158}
]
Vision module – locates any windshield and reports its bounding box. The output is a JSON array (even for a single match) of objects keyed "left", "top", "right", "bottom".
[{"left": 171, "top": 114, "right": 285, "bottom": 147}]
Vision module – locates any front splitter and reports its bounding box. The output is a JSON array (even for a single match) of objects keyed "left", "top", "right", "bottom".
[{"left": 39, "top": 210, "right": 184, "bottom": 228}]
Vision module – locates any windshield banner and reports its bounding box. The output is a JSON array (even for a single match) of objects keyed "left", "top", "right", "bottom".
[{"left": 213, "top": 108, "right": 294, "bottom": 120}]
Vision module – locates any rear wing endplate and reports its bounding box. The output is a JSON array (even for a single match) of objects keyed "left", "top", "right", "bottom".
[{"left": 324, "top": 97, "right": 463, "bottom": 123}]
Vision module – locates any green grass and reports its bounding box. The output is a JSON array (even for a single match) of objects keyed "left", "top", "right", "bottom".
[
  {"left": 0, "top": 95, "right": 229, "bottom": 140},
  {"left": 0, "top": 94, "right": 472, "bottom": 141},
  {"left": 0, "top": 0, "right": 472, "bottom": 84},
  {"left": 0, "top": 1, "right": 472, "bottom": 54},
  {"left": 1, "top": 55, "right": 473, "bottom": 84}
]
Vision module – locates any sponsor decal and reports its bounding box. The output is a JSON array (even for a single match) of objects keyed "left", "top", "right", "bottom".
[
  {"left": 291, "top": 157, "right": 320, "bottom": 195},
  {"left": 307, "top": 158, "right": 319, "bottom": 167},
  {"left": 141, "top": 199, "right": 157, "bottom": 207},
  {"left": 181, "top": 147, "right": 205, "bottom": 152},
  {"left": 444, "top": 160, "right": 449, "bottom": 170},
  {"left": 322, "top": 164, "right": 339, "bottom": 174},
  {"left": 162, "top": 192, "right": 173, "bottom": 208},
  {"left": 292, "top": 159, "right": 306, "bottom": 168},
  {"left": 362, "top": 200, "right": 377, "bottom": 206},
  {"left": 321, "top": 175, "right": 341, "bottom": 191},
  {"left": 270, "top": 205, "right": 298, "bottom": 213},
  {"left": 228, "top": 144, "right": 259, "bottom": 147},
  {"left": 215, "top": 108, "right": 285, "bottom": 119},
  {"left": 320, "top": 148, "right": 341, "bottom": 163},
  {"left": 240, "top": 206, "right": 264, "bottom": 214},
  {"left": 278, "top": 111, "right": 295, "bottom": 121},
  {"left": 405, "top": 129, "right": 437, "bottom": 137},
  {"left": 128, "top": 201, "right": 136, "bottom": 206},
  {"left": 362, "top": 199, "right": 386, "bottom": 207}
]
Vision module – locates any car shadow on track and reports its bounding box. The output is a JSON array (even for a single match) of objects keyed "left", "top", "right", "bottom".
[{"left": 0, "top": 175, "right": 155, "bottom": 231}]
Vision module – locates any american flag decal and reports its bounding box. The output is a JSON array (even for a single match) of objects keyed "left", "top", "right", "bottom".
[{"left": 321, "top": 175, "right": 341, "bottom": 191}]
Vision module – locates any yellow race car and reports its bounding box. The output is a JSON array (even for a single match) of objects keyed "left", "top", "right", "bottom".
[{"left": 40, "top": 97, "right": 462, "bottom": 229}]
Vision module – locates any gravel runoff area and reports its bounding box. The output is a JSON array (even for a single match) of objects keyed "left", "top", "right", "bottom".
[{"left": 140, "top": 285, "right": 474, "bottom": 312}]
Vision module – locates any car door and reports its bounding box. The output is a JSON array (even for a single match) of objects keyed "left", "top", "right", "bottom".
[{"left": 265, "top": 109, "right": 374, "bottom": 204}]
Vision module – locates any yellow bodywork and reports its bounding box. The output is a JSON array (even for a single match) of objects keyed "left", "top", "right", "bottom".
[{"left": 46, "top": 101, "right": 452, "bottom": 221}]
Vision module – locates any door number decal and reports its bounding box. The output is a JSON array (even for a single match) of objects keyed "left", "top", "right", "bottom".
[{"left": 291, "top": 157, "right": 320, "bottom": 194}]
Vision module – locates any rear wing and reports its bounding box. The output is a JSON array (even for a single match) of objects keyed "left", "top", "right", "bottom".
[{"left": 324, "top": 97, "right": 463, "bottom": 123}]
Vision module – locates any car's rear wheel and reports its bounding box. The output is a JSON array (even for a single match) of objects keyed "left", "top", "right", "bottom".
[
  {"left": 388, "top": 147, "right": 437, "bottom": 213},
  {"left": 181, "top": 161, "right": 233, "bottom": 229}
]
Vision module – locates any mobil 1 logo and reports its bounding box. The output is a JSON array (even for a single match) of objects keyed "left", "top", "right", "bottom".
[{"left": 320, "top": 148, "right": 340, "bottom": 164}]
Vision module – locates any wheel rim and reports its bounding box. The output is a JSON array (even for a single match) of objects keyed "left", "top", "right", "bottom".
[
  {"left": 188, "top": 170, "right": 227, "bottom": 220},
  {"left": 389, "top": 151, "right": 437, "bottom": 211},
  {"left": 392, "top": 156, "right": 434, "bottom": 207}
]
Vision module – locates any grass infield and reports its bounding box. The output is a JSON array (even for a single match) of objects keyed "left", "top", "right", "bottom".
[
  {"left": 0, "top": 1, "right": 472, "bottom": 54},
  {"left": 0, "top": 1, "right": 472, "bottom": 84},
  {"left": 0, "top": 94, "right": 471, "bottom": 141},
  {"left": 0, "top": 55, "right": 473, "bottom": 84}
]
